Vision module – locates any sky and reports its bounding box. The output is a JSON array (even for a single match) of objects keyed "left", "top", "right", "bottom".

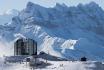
[{"left": 0, "top": 0, "right": 103, "bottom": 13}]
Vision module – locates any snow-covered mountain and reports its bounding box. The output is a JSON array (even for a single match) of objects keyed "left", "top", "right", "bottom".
[
  {"left": 0, "top": 9, "right": 19, "bottom": 25},
  {"left": 0, "top": 2, "right": 104, "bottom": 61}
]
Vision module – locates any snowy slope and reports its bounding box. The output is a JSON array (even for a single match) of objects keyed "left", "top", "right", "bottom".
[{"left": 0, "top": 2, "right": 104, "bottom": 61}]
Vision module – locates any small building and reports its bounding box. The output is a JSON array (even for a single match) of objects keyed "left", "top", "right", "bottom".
[
  {"left": 14, "top": 38, "right": 37, "bottom": 56},
  {"left": 80, "top": 57, "right": 87, "bottom": 61}
]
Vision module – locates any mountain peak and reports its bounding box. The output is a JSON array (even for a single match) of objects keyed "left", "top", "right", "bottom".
[
  {"left": 86, "top": 1, "right": 99, "bottom": 8},
  {"left": 89, "top": 2, "right": 98, "bottom": 5},
  {"left": 27, "top": 2, "right": 34, "bottom": 7},
  {"left": 55, "top": 3, "right": 67, "bottom": 8},
  {"left": 27, "top": 2, "right": 43, "bottom": 8},
  {"left": 26, "top": 1, "right": 44, "bottom": 11}
]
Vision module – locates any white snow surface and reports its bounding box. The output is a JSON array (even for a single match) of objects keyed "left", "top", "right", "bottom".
[{"left": 0, "top": 60, "right": 104, "bottom": 70}]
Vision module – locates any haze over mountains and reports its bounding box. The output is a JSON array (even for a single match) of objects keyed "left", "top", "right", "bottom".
[
  {"left": 0, "top": 9, "right": 19, "bottom": 25},
  {"left": 0, "top": 2, "right": 104, "bottom": 61}
]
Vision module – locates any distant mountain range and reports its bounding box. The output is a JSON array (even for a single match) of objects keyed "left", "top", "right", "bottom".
[
  {"left": 0, "top": 2, "right": 104, "bottom": 61},
  {"left": 0, "top": 9, "right": 19, "bottom": 25}
]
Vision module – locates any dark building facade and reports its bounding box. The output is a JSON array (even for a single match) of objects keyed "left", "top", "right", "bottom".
[
  {"left": 14, "top": 38, "right": 37, "bottom": 56},
  {"left": 80, "top": 57, "right": 87, "bottom": 61}
]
